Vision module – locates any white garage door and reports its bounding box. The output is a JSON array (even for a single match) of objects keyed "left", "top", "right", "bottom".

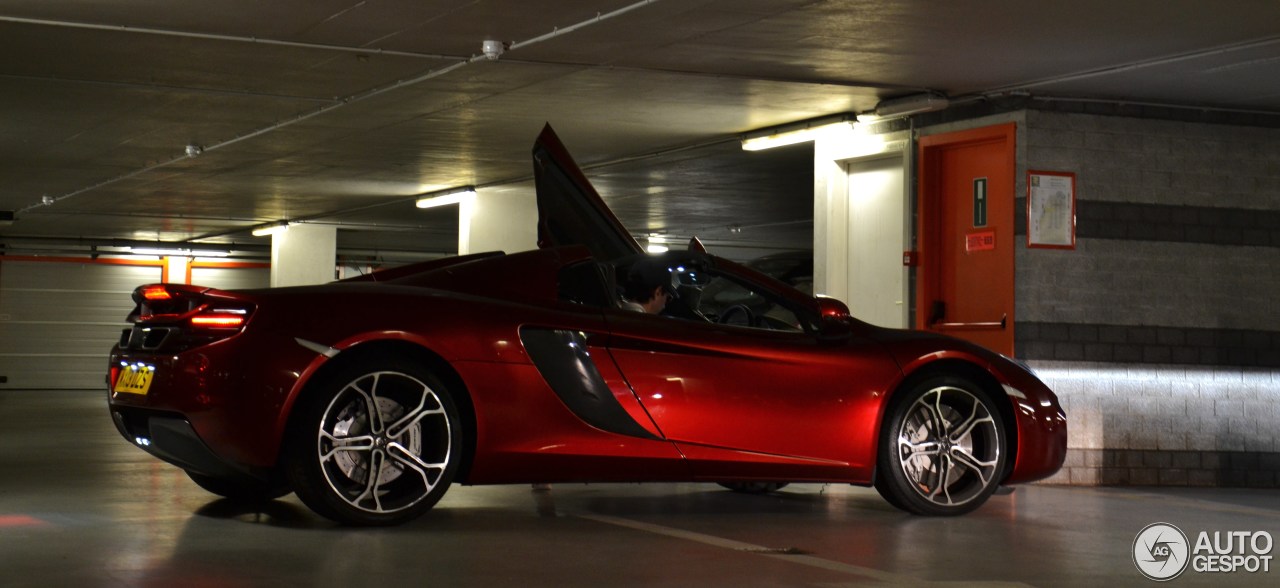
[
  {"left": 0, "top": 260, "right": 272, "bottom": 390},
  {"left": 0, "top": 261, "right": 161, "bottom": 390},
  {"left": 190, "top": 265, "right": 270, "bottom": 291}
]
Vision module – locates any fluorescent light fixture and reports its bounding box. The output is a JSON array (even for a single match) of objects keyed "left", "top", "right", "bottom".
[
  {"left": 873, "top": 92, "right": 950, "bottom": 118},
  {"left": 646, "top": 234, "right": 669, "bottom": 253},
  {"left": 741, "top": 117, "right": 855, "bottom": 151},
  {"left": 131, "top": 247, "right": 192, "bottom": 257},
  {"left": 416, "top": 186, "right": 477, "bottom": 209},
  {"left": 251, "top": 221, "right": 290, "bottom": 237},
  {"left": 128, "top": 247, "right": 231, "bottom": 258}
]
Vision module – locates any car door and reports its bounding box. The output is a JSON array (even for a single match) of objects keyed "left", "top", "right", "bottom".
[
  {"left": 532, "top": 124, "right": 643, "bottom": 260},
  {"left": 602, "top": 260, "right": 902, "bottom": 482},
  {"left": 528, "top": 127, "right": 898, "bottom": 481}
]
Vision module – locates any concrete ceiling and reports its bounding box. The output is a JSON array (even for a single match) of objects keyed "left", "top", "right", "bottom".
[{"left": 2, "top": 0, "right": 1278, "bottom": 261}]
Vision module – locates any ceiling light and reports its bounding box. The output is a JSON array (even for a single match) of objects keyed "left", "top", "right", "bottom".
[
  {"left": 131, "top": 247, "right": 191, "bottom": 257},
  {"left": 128, "top": 246, "right": 231, "bottom": 258},
  {"left": 646, "top": 234, "right": 669, "bottom": 253},
  {"left": 873, "top": 92, "right": 950, "bottom": 118},
  {"left": 416, "top": 186, "right": 477, "bottom": 209},
  {"left": 190, "top": 249, "right": 231, "bottom": 258},
  {"left": 741, "top": 117, "right": 855, "bottom": 151},
  {"left": 251, "top": 221, "right": 291, "bottom": 237}
]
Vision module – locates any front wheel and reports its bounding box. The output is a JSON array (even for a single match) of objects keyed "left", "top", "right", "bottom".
[
  {"left": 874, "top": 375, "right": 1006, "bottom": 516},
  {"left": 285, "top": 358, "right": 462, "bottom": 526}
]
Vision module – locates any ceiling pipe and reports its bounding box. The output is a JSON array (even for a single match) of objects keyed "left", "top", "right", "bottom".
[
  {"left": 0, "top": 236, "right": 453, "bottom": 262},
  {"left": 981, "top": 34, "right": 1280, "bottom": 94},
  {"left": 16, "top": 0, "right": 667, "bottom": 216},
  {"left": 0, "top": 15, "right": 467, "bottom": 62}
]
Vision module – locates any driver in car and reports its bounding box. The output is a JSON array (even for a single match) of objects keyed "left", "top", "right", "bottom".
[{"left": 621, "top": 257, "right": 676, "bottom": 314}]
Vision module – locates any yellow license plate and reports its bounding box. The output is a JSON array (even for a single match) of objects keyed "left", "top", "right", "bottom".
[{"left": 113, "top": 364, "right": 155, "bottom": 395}]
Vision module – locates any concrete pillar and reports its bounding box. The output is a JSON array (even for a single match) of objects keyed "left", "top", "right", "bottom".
[
  {"left": 458, "top": 188, "right": 538, "bottom": 255},
  {"left": 164, "top": 255, "right": 189, "bottom": 284},
  {"left": 270, "top": 224, "right": 337, "bottom": 287}
]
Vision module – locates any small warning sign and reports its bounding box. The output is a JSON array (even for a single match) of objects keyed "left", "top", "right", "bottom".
[{"left": 966, "top": 231, "right": 995, "bottom": 252}]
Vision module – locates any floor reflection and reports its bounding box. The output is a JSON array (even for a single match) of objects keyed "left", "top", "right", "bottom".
[{"left": 4, "top": 390, "right": 1279, "bottom": 587}]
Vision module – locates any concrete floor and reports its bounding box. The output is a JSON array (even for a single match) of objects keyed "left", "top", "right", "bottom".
[{"left": 2, "top": 390, "right": 1277, "bottom": 587}]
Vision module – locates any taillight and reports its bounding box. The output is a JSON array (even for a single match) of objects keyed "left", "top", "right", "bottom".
[
  {"left": 189, "top": 309, "right": 248, "bottom": 329},
  {"left": 141, "top": 285, "right": 172, "bottom": 301},
  {"left": 122, "top": 284, "right": 255, "bottom": 351}
]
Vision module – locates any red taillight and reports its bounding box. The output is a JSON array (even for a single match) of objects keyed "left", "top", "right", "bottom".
[
  {"left": 123, "top": 284, "right": 254, "bottom": 352},
  {"left": 189, "top": 313, "right": 246, "bottom": 328},
  {"left": 141, "top": 285, "right": 172, "bottom": 301}
]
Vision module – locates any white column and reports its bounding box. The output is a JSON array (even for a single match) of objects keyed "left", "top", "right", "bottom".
[
  {"left": 458, "top": 188, "right": 538, "bottom": 255},
  {"left": 813, "top": 124, "right": 911, "bottom": 328},
  {"left": 164, "top": 255, "right": 190, "bottom": 284},
  {"left": 270, "top": 224, "right": 337, "bottom": 287}
]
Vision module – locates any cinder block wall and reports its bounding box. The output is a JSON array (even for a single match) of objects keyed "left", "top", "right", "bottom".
[{"left": 1012, "top": 110, "right": 1280, "bottom": 486}]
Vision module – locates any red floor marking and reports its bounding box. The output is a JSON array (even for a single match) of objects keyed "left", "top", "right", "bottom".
[{"left": 0, "top": 514, "right": 49, "bottom": 527}]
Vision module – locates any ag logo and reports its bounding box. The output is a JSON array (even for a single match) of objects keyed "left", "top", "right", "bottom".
[{"left": 1134, "top": 523, "right": 1190, "bottom": 581}]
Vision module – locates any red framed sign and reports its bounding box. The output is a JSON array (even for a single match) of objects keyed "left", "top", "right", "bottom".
[{"left": 1027, "top": 170, "right": 1076, "bottom": 249}]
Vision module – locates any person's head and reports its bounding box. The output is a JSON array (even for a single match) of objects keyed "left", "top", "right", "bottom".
[{"left": 624, "top": 257, "right": 676, "bottom": 313}]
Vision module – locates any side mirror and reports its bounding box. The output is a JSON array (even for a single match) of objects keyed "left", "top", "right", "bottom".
[{"left": 815, "top": 296, "right": 853, "bottom": 341}]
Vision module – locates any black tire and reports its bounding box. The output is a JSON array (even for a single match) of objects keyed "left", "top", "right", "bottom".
[
  {"left": 874, "top": 375, "right": 1006, "bottom": 516},
  {"left": 185, "top": 470, "right": 291, "bottom": 502},
  {"left": 284, "top": 357, "right": 462, "bottom": 526},
  {"left": 718, "top": 482, "right": 789, "bottom": 494}
]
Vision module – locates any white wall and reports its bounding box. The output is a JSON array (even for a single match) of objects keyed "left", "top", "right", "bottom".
[
  {"left": 459, "top": 188, "right": 538, "bottom": 255},
  {"left": 813, "top": 123, "right": 911, "bottom": 328},
  {"left": 270, "top": 224, "right": 337, "bottom": 287}
]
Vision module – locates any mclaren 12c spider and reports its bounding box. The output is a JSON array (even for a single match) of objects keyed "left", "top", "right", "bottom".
[{"left": 107, "top": 126, "right": 1066, "bottom": 526}]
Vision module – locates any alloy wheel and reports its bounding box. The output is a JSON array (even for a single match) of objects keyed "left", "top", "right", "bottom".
[
  {"left": 895, "top": 385, "right": 1001, "bottom": 508},
  {"left": 315, "top": 371, "right": 453, "bottom": 516}
]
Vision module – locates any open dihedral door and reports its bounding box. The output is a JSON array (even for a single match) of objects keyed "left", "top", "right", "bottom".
[{"left": 532, "top": 124, "right": 643, "bottom": 261}]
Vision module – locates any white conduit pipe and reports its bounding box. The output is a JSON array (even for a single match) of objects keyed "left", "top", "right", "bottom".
[
  {"left": 0, "top": 14, "right": 466, "bottom": 61},
  {"left": 15, "top": 0, "right": 663, "bottom": 214}
]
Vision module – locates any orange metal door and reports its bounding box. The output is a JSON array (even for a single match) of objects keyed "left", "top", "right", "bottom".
[{"left": 917, "top": 124, "right": 1016, "bottom": 355}]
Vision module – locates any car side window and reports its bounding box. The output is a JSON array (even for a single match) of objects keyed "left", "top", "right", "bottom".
[{"left": 682, "top": 269, "right": 805, "bottom": 332}]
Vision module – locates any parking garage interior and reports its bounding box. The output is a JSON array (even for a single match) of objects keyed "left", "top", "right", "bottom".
[{"left": 2, "top": 1, "right": 1279, "bottom": 586}]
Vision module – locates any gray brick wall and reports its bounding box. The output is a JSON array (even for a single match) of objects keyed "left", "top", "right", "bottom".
[
  {"left": 1032, "top": 361, "right": 1280, "bottom": 487},
  {"left": 1009, "top": 111, "right": 1280, "bottom": 487},
  {"left": 1016, "top": 240, "right": 1280, "bottom": 331}
]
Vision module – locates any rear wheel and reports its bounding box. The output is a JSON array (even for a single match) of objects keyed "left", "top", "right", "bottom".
[
  {"left": 285, "top": 358, "right": 461, "bottom": 526},
  {"left": 185, "top": 471, "right": 291, "bottom": 502},
  {"left": 874, "top": 375, "right": 1006, "bottom": 516}
]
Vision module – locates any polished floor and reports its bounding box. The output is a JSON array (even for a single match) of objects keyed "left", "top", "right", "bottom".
[{"left": 2, "top": 390, "right": 1277, "bottom": 587}]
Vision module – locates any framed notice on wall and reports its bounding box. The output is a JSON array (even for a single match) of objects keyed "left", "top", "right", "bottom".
[{"left": 1027, "top": 170, "right": 1076, "bottom": 249}]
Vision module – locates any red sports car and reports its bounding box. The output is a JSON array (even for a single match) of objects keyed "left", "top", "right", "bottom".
[{"left": 107, "top": 126, "right": 1066, "bottom": 526}]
